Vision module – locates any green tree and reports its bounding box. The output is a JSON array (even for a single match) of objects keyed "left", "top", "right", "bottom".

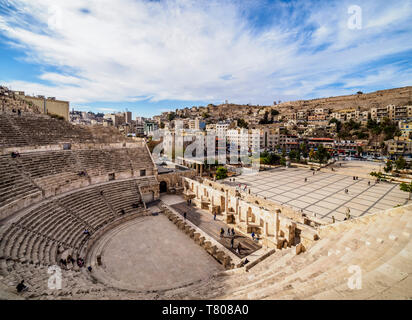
[
  {"left": 288, "top": 150, "right": 299, "bottom": 162},
  {"left": 315, "top": 145, "right": 330, "bottom": 164},
  {"left": 370, "top": 171, "right": 384, "bottom": 181},
  {"left": 236, "top": 118, "right": 248, "bottom": 129},
  {"left": 216, "top": 167, "right": 228, "bottom": 180},
  {"left": 167, "top": 112, "right": 176, "bottom": 121},
  {"left": 299, "top": 143, "right": 308, "bottom": 158},
  {"left": 400, "top": 182, "right": 412, "bottom": 200},
  {"left": 309, "top": 148, "right": 315, "bottom": 160},
  {"left": 259, "top": 111, "right": 274, "bottom": 124},
  {"left": 395, "top": 156, "right": 406, "bottom": 170},
  {"left": 329, "top": 118, "right": 342, "bottom": 132},
  {"left": 271, "top": 109, "right": 279, "bottom": 116},
  {"left": 384, "top": 160, "right": 392, "bottom": 173}
]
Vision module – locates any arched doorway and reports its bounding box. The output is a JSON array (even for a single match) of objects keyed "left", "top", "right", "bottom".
[{"left": 159, "top": 181, "right": 167, "bottom": 193}]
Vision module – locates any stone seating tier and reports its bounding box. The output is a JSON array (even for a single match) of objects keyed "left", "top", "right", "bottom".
[
  {"left": 0, "top": 147, "right": 155, "bottom": 216},
  {"left": 0, "top": 113, "right": 131, "bottom": 149},
  {"left": 0, "top": 178, "right": 150, "bottom": 270}
]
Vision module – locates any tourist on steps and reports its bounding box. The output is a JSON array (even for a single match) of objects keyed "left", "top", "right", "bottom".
[
  {"left": 220, "top": 228, "right": 224, "bottom": 238},
  {"left": 16, "top": 280, "right": 28, "bottom": 293},
  {"left": 230, "top": 237, "right": 234, "bottom": 248},
  {"left": 183, "top": 212, "right": 187, "bottom": 220}
]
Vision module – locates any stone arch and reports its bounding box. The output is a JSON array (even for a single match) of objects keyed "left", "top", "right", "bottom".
[{"left": 159, "top": 181, "right": 167, "bottom": 193}]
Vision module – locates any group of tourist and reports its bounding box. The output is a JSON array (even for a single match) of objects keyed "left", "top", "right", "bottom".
[
  {"left": 220, "top": 227, "right": 235, "bottom": 238},
  {"left": 11, "top": 108, "right": 21, "bottom": 116}
]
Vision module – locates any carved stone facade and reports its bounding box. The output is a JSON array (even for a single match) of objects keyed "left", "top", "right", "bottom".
[{"left": 183, "top": 177, "right": 319, "bottom": 249}]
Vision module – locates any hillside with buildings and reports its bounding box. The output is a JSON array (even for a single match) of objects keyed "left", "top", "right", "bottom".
[{"left": 274, "top": 86, "right": 412, "bottom": 112}]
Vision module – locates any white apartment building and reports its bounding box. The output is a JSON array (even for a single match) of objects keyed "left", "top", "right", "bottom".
[{"left": 216, "top": 121, "right": 230, "bottom": 136}]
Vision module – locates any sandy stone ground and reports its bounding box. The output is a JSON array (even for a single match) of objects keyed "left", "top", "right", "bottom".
[{"left": 99, "top": 214, "right": 224, "bottom": 291}]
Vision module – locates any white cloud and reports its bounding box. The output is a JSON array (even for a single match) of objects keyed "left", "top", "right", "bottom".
[{"left": 0, "top": 0, "right": 411, "bottom": 108}]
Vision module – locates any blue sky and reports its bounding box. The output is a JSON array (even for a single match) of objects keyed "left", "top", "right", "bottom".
[{"left": 0, "top": 0, "right": 411, "bottom": 118}]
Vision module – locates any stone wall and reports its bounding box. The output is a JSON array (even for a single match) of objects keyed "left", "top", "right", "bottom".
[
  {"left": 21, "top": 96, "right": 69, "bottom": 120},
  {"left": 157, "top": 170, "right": 196, "bottom": 194}
]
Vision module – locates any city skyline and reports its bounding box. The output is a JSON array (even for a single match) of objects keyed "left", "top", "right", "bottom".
[{"left": 0, "top": 0, "right": 411, "bottom": 117}]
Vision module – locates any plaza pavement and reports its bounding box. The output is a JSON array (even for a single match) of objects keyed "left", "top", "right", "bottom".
[{"left": 225, "top": 166, "right": 410, "bottom": 223}]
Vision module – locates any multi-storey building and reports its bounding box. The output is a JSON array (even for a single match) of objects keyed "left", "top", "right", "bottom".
[
  {"left": 216, "top": 121, "right": 231, "bottom": 136},
  {"left": 386, "top": 136, "right": 412, "bottom": 157},
  {"left": 296, "top": 110, "right": 308, "bottom": 122},
  {"left": 188, "top": 118, "right": 205, "bottom": 130},
  {"left": 399, "top": 121, "right": 412, "bottom": 139},
  {"left": 370, "top": 105, "right": 412, "bottom": 122}
]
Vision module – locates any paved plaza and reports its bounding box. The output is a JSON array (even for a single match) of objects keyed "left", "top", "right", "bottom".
[{"left": 226, "top": 165, "right": 411, "bottom": 223}]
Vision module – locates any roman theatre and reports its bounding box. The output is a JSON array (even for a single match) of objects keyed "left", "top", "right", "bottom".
[{"left": 0, "top": 91, "right": 412, "bottom": 299}]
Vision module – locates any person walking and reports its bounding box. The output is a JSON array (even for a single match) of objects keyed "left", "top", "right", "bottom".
[
  {"left": 237, "top": 243, "right": 242, "bottom": 254},
  {"left": 251, "top": 232, "right": 255, "bottom": 241},
  {"left": 345, "top": 208, "right": 351, "bottom": 220},
  {"left": 230, "top": 237, "right": 234, "bottom": 249},
  {"left": 183, "top": 212, "right": 187, "bottom": 220},
  {"left": 214, "top": 213, "right": 217, "bottom": 220},
  {"left": 231, "top": 228, "right": 235, "bottom": 236},
  {"left": 16, "top": 280, "right": 27, "bottom": 293},
  {"left": 220, "top": 228, "right": 224, "bottom": 238}
]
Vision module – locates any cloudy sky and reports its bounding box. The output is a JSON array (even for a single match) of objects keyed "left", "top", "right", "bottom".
[{"left": 0, "top": 0, "right": 411, "bottom": 117}]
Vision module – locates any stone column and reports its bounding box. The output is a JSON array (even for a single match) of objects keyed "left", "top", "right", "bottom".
[
  {"left": 225, "top": 189, "right": 229, "bottom": 214},
  {"left": 200, "top": 164, "right": 203, "bottom": 176},
  {"left": 274, "top": 209, "right": 280, "bottom": 244}
]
